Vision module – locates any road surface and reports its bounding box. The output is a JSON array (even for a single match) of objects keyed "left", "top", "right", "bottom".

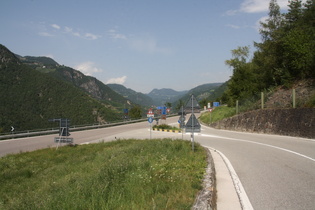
[{"left": 1, "top": 115, "right": 314, "bottom": 209}]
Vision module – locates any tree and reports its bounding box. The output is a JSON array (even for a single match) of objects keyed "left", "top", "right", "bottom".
[
  {"left": 224, "top": 46, "right": 257, "bottom": 105},
  {"left": 129, "top": 105, "right": 142, "bottom": 119},
  {"left": 281, "top": 0, "right": 315, "bottom": 79},
  {"left": 164, "top": 102, "right": 172, "bottom": 109},
  {"left": 254, "top": 0, "right": 287, "bottom": 86},
  {"left": 175, "top": 99, "right": 185, "bottom": 111}
]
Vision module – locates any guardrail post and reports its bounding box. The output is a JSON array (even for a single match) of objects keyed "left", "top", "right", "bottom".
[
  {"left": 261, "top": 92, "right": 264, "bottom": 109},
  {"left": 292, "top": 89, "right": 296, "bottom": 108}
]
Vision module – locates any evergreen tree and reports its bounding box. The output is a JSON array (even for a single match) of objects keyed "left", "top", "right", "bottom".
[{"left": 254, "top": 0, "right": 287, "bottom": 86}]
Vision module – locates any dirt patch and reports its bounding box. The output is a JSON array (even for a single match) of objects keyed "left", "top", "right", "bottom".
[{"left": 265, "top": 79, "right": 315, "bottom": 108}]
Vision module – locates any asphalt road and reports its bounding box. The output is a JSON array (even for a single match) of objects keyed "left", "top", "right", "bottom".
[{"left": 1, "top": 115, "right": 314, "bottom": 209}]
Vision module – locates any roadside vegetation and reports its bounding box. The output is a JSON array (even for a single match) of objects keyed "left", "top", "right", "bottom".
[
  {"left": 0, "top": 139, "right": 207, "bottom": 209},
  {"left": 221, "top": 0, "right": 315, "bottom": 107},
  {"left": 153, "top": 124, "right": 181, "bottom": 131},
  {"left": 200, "top": 106, "right": 236, "bottom": 125}
]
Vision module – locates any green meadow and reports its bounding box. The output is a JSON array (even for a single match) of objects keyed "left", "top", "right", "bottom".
[{"left": 0, "top": 139, "right": 207, "bottom": 209}]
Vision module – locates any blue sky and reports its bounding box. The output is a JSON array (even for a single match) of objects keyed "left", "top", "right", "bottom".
[{"left": 1, "top": 0, "right": 293, "bottom": 93}]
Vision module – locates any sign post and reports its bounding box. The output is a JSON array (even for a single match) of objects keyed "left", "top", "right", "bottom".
[
  {"left": 184, "top": 95, "right": 201, "bottom": 151},
  {"left": 49, "top": 118, "right": 73, "bottom": 149},
  {"left": 148, "top": 117, "right": 154, "bottom": 139}
]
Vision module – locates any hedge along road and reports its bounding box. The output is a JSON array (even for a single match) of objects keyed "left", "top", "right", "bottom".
[{"left": 1, "top": 115, "right": 315, "bottom": 209}]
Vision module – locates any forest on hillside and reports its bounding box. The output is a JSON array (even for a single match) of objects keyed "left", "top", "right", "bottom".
[{"left": 221, "top": 0, "right": 315, "bottom": 106}]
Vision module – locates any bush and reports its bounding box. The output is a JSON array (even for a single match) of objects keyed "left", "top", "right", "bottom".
[{"left": 153, "top": 124, "right": 180, "bottom": 131}]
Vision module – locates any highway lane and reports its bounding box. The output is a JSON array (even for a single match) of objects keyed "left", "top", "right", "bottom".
[
  {"left": 0, "top": 118, "right": 176, "bottom": 157},
  {"left": 196, "top": 125, "right": 315, "bottom": 210},
  {"left": 1, "top": 115, "right": 314, "bottom": 209}
]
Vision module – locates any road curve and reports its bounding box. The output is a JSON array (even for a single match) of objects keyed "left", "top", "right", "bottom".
[{"left": 196, "top": 125, "right": 315, "bottom": 210}]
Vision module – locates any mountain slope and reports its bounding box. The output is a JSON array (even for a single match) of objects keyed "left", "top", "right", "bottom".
[
  {"left": 0, "top": 44, "right": 121, "bottom": 133},
  {"left": 147, "top": 88, "right": 188, "bottom": 106},
  {"left": 18, "top": 55, "right": 130, "bottom": 108},
  {"left": 107, "top": 84, "right": 154, "bottom": 107},
  {"left": 48, "top": 66, "right": 130, "bottom": 106},
  {"left": 174, "top": 83, "right": 224, "bottom": 108}
]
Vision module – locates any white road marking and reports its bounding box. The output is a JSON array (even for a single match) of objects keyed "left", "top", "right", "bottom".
[
  {"left": 206, "top": 146, "right": 254, "bottom": 210},
  {"left": 201, "top": 133, "right": 315, "bottom": 162}
]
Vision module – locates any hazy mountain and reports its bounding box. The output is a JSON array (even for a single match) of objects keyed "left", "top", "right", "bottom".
[
  {"left": 147, "top": 88, "right": 188, "bottom": 106},
  {"left": 107, "top": 84, "right": 154, "bottom": 107},
  {"left": 173, "top": 82, "right": 224, "bottom": 108},
  {"left": 186, "top": 83, "right": 223, "bottom": 100}
]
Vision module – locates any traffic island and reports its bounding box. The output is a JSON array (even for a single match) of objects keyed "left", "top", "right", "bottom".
[{"left": 152, "top": 128, "right": 182, "bottom": 133}]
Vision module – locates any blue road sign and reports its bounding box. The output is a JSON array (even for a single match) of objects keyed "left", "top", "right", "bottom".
[
  {"left": 213, "top": 102, "right": 220, "bottom": 107},
  {"left": 148, "top": 117, "right": 154, "bottom": 123}
]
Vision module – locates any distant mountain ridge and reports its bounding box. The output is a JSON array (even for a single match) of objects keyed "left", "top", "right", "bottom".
[
  {"left": 172, "top": 82, "right": 224, "bottom": 109},
  {"left": 147, "top": 88, "right": 188, "bottom": 106},
  {"left": 107, "top": 84, "right": 154, "bottom": 107}
]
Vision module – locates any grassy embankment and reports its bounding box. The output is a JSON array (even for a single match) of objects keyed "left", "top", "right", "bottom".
[
  {"left": 200, "top": 106, "right": 236, "bottom": 125},
  {"left": 0, "top": 139, "right": 207, "bottom": 209}
]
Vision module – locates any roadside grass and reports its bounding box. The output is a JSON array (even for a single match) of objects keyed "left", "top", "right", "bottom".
[
  {"left": 0, "top": 139, "right": 207, "bottom": 209},
  {"left": 200, "top": 106, "right": 236, "bottom": 124}
]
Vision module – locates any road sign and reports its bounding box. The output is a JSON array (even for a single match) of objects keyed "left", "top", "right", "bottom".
[
  {"left": 178, "top": 116, "right": 186, "bottom": 128},
  {"left": 185, "top": 114, "right": 201, "bottom": 133},
  {"left": 49, "top": 118, "right": 70, "bottom": 136},
  {"left": 148, "top": 117, "right": 154, "bottom": 123},
  {"left": 185, "top": 95, "right": 201, "bottom": 113},
  {"left": 213, "top": 102, "right": 220, "bottom": 107},
  {"left": 54, "top": 137, "right": 73, "bottom": 143},
  {"left": 208, "top": 108, "right": 213, "bottom": 112},
  {"left": 147, "top": 108, "right": 154, "bottom": 118},
  {"left": 161, "top": 107, "right": 167, "bottom": 115}
]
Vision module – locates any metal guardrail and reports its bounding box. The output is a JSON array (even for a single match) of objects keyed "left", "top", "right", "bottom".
[
  {"left": 0, "top": 118, "right": 147, "bottom": 140},
  {"left": 0, "top": 114, "right": 178, "bottom": 140}
]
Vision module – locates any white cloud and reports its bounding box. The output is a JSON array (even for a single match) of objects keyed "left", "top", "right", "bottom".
[
  {"left": 255, "top": 15, "right": 269, "bottom": 31},
  {"left": 64, "top": 26, "right": 73, "bottom": 33},
  {"left": 108, "top": 28, "right": 171, "bottom": 55},
  {"left": 85, "top": 33, "right": 100, "bottom": 40},
  {"left": 108, "top": 29, "right": 127, "bottom": 40},
  {"left": 63, "top": 26, "right": 100, "bottom": 40},
  {"left": 51, "top": 24, "right": 60, "bottom": 30},
  {"left": 75, "top": 62, "right": 102, "bottom": 76},
  {"left": 226, "top": 0, "right": 301, "bottom": 15},
  {"left": 106, "top": 76, "right": 127, "bottom": 85},
  {"left": 224, "top": 10, "right": 239, "bottom": 16},
  {"left": 130, "top": 37, "right": 171, "bottom": 55},
  {"left": 38, "top": 32, "right": 54, "bottom": 37},
  {"left": 240, "top": 0, "right": 270, "bottom": 13},
  {"left": 226, "top": 24, "right": 241, "bottom": 29}
]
